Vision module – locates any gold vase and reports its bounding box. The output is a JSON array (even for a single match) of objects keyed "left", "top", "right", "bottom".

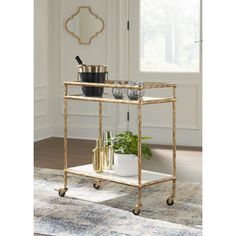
[{"left": 92, "top": 139, "right": 104, "bottom": 173}]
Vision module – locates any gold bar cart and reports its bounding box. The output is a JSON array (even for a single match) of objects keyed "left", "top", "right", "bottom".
[{"left": 57, "top": 80, "right": 176, "bottom": 215}]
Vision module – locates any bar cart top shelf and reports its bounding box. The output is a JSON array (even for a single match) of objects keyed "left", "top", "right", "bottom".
[
  {"left": 65, "top": 80, "right": 176, "bottom": 89},
  {"left": 64, "top": 80, "right": 176, "bottom": 105}
]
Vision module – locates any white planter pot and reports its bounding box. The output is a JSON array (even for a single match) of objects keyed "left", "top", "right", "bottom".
[{"left": 114, "top": 153, "right": 138, "bottom": 176}]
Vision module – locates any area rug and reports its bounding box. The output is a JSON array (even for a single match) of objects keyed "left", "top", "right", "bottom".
[{"left": 34, "top": 168, "right": 202, "bottom": 236}]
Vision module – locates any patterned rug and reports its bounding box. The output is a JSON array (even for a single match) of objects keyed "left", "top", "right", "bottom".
[{"left": 34, "top": 168, "right": 202, "bottom": 236}]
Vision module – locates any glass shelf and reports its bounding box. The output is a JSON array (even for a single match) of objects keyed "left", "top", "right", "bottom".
[{"left": 65, "top": 94, "right": 176, "bottom": 105}]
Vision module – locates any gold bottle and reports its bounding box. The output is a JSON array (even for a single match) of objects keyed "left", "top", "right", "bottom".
[
  {"left": 103, "top": 146, "right": 114, "bottom": 170},
  {"left": 92, "top": 139, "right": 104, "bottom": 173},
  {"left": 102, "top": 131, "right": 114, "bottom": 170}
]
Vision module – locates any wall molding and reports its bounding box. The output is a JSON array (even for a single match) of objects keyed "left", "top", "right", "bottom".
[
  {"left": 34, "top": 97, "right": 47, "bottom": 102},
  {"left": 142, "top": 84, "right": 201, "bottom": 130},
  {"left": 60, "top": 112, "right": 109, "bottom": 117},
  {"left": 34, "top": 84, "right": 47, "bottom": 89},
  {"left": 53, "top": 124, "right": 115, "bottom": 140},
  {"left": 34, "top": 99, "right": 47, "bottom": 117},
  {"left": 116, "top": 125, "right": 201, "bottom": 146},
  {"left": 35, "top": 113, "right": 47, "bottom": 118},
  {"left": 34, "top": 125, "right": 53, "bottom": 141},
  {"left": 142, "top": 124, "right": 200, "bottom": 130},
  {"left": 59, "top": 98, "right": 109, "bottom": 117},
  {"left": 34, "top": 87, "right": 47, "bottom": 101}
]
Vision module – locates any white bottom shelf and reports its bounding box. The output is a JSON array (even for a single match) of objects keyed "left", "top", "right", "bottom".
[{"left": 67, "top": 164, "right": 174, "bottom": 187}]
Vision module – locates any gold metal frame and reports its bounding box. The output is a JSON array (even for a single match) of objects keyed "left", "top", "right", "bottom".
[
  {"left": 65, "top": 6, "right": 105, "bottom": 45},
  {"left": 61, "top": 80, "right": 177, "bottom": 213}
]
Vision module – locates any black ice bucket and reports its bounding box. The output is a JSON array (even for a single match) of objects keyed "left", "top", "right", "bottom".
[{"left": 78, "top": 65, "right": 108, "bottom": 97}]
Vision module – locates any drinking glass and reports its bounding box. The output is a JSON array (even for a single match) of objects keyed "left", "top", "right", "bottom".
[
  {"left": 126, "top": 81, "right": 144, "bottom": 100},
  {"left": 112, "top": 81, "right": 125, "bottom": 99}
]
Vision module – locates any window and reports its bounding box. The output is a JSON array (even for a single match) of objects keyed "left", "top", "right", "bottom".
[{"left": 140, "top": 0, "right": 200, "bottom": 72}]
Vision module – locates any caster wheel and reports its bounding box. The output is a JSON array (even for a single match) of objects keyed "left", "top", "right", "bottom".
[
  {"left": 166, "top": 197, "right": 174, "bottom": 206},
  {"left": 93, "top": 183, "right": 100, "bottom": 189},
  {"left": 132, "top": 208, "right": 141, "bottom": 215},
  {"left": 58, "top": 188, "right": 68, "bottom": 197}
]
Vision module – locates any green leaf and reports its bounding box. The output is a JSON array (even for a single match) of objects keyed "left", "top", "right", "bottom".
[{"left": 112, "top": 131, "right": 152, "bottom": 159}]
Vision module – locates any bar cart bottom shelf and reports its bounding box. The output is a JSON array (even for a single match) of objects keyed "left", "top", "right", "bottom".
[
  {"left": 67, "top": 164, "right": 174, "bottom": 187},
  {"left": 57, "top": 164, "right": 176, "bottom": 215}
]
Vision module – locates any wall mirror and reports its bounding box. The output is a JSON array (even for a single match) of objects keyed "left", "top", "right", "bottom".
[{"left": 65, "top": 6, "right": 104, "bottom": 45}]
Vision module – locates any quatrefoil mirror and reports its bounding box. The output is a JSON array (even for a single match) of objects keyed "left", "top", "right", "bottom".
[{"left": 65, "top": 6, "right": 105, "bottom": 45}]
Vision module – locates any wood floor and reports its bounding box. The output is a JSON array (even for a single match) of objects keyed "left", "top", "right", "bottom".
[{"left": 34, "top": 137, "right": 202, "bottom": 183}]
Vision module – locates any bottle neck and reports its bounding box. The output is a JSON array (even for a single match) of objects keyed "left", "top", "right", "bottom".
[{"left": 96, "top": 139, "right": 103, "bottom": 148}]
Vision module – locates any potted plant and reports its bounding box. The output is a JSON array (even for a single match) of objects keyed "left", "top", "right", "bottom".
[{"left": 112, "top": 131, "right": 152, "bottom": 176}]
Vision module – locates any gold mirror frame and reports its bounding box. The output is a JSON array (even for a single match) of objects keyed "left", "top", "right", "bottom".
[{"left": 65, "top": 6, "right": 105, "bottom": 45}]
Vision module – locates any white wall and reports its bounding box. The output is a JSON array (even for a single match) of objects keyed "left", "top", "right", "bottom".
[
  {"left": 34, "top": 0, "right": 202, "bottom": 147},
  {"left": 34, "top": 0, "right": 53, "bottom": 140}
]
